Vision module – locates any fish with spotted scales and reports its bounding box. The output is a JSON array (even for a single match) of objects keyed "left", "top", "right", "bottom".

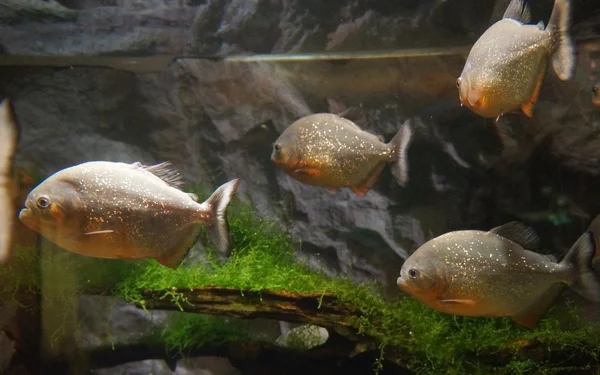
[
  {"left": 397, "top": 221, "right": 600, "bottom": 328},
  {"left": 457, "top": 0, "right": 575, "bottom": 121},
  {"left": 271, "top": 112, "right": 413, "bottom": 196},
  {"left": 18, "top": 161, "right": 240, "bottom": 269}
]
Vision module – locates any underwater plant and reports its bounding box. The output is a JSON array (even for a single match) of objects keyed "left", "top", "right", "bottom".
[{"left": 2, "top": 187, "right": 600, "bottom": 375}]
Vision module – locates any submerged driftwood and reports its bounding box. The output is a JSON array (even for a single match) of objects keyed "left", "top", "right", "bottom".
[
  {"left": 139, "top": 288, "right": 352, "bottom": 321},
  {"left": 137, "top": 287, "right": 370, "bottom": 342},
  {"left": 130, "top": 287, "right": 600, "bottom": 372}
]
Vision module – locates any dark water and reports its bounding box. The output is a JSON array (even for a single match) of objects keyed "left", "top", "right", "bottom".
[{"left": 1, "top": 0, "right": 600, "bottom": 374}]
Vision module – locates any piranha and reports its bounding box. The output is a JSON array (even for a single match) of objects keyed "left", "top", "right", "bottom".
[
  {"left": 457, "top": 0, "right": 574, "bottom": 120},
  {"left": 397, "top": 222, "right": 600, "bottom": 328},
  {"left": 593, "top": 83, "right": 600, "bottom": 107},
  {"left": 18, "top": 161, "right": 240, "bottom": 269},
  {"left": 0, "top": 99, "right": 20, "bottom": 265},
  {"left": 271, "top": 113, "right": 413, "bottom": 196}
]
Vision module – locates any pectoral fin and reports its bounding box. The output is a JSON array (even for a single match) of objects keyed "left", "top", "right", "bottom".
[
  {"left": 294, "top": 168, "right": 322, "bottom": 177},
  {"left": 84, "top": 230, "right": 115, "bottom": 236},
  {"left": 439, "top": 299, "right": 477, "bottom": 305}
]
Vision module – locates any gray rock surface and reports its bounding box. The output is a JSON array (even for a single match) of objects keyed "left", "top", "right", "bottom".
[
  {"left": 0, "top": 331, "right": 16, "bottom": 374},
  {"left": 90, "top": 356, "right": 241, "bottom": 375},
  {"left": 1, "top": 0, "right": 600, "bottom": 373},
  {"left": 90, "top": 359, "right": 173, "bottom": 375},
  {"left": 76, "top": 295, "right": 171, "bottom": 349}
]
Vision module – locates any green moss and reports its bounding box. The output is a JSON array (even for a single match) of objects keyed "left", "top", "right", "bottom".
[
  {"left": 159, "top": 313, "right": 252, "bottom": 354},
  {"left": 4, "top": 190, "right": 600, "bottom": 374}
]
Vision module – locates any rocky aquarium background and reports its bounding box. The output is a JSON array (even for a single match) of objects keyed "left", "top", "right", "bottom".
[{"left": 1, "top": 0, "right": 600, "bottom": 374}]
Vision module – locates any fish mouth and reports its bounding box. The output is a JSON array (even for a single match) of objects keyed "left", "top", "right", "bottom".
[
  {"left": 271, "top": 156, "right": 285, "bottom": 167},
  {"left": 396, "top": 276, "right": 405, "bottom": 288},
  {"left": 467, "top": 89, "right": 484, "bottom": 108},
  {"left": 17, "top": 207, "right": 35, "bottom": 230},
  {"left": 18, "top": 207, "right": 30, "bottom": 220}
]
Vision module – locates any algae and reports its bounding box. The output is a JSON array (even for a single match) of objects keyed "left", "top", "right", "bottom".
[
  {"left": 3, "top": 188, "right": 600, "bottom": 374},
  {"left": 159, "top": 313, "right": 252, "bottom": 355}
]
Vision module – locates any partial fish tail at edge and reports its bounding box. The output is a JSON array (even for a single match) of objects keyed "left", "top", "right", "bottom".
[
  {"left": 560, "top": 231, "right": 600, "bottom": 302},
  {"left": 587, "top": 214, "right": 600, "bottom": 259},
  {"left": 0, "top": 98, "right": 20, "bottom": 265},
  {"left": 204, "top": 178, "right": 240, "bottom": 257},
  {"left": 547, "top": 0, "right": 575, "bottom": 81},
  {"left": 388, "top": 119, "right": 413, "bottom": 187}
]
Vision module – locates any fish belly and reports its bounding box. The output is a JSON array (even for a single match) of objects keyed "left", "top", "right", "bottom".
[{"left": 72, "top": 200, "right": 201, "bottom": 260}]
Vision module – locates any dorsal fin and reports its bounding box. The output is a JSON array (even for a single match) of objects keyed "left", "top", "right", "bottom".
[
  {"left": 133, "top": 161, "right": 185, "bottom": 189},
  {"left": 489, "top": 221, "right": 540, "bottom": 249},
  {"left": 327, "top": 98, "right": 368, "bottom": 128},
  {"left": 536, "top": 20, "right": 545, "bottom": 30},
  {"left": 502, "top": 0, "right": 532, "bottom": 24}
]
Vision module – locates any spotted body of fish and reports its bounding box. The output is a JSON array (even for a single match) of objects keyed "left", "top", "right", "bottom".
[
  {"left": 593, "top": 83, "right": 600, "bottom": 107},
  {"left": 271, "top": 113, "right": 412, "bottom": 196},
  {"left": 397, "top": 222, "right": 600, "bottom": 328},
  {"left": 457, "top": 0, "right": 574, "bottom": 120},
  {"left": 18, "top": 161, "right": 240, "bottom": 268},
  {"left": 0, "top": 99, "right": 20, "bottom": 264}
]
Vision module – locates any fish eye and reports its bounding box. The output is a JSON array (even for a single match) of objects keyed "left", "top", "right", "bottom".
[
  {"left": 274, "top": 143, "right": 281, "bottom": 152},
  {"left": 36, "top": 195, "right": 51, "bottom": 209},
  {"left": 456, "top": 77, "right": 461, "bottom": 88},
  {"left": 408, "top": 268, "right": 419, "bottom": 279}
]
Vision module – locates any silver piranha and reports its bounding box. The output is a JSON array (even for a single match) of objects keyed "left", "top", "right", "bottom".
[
  {"left": 457, "top": 0, "right": 574, "bottom": 120},
  {"left": 0, "top": 98, "right": 20, "bottom": 265},
  {"left": 19, "top": 161, "right": 240, "bottom": 268},
  {"left": 271, "top": 113, "right": 413, "bottom": 196},
  {"left": 397, "top": 222, "right": 600, "bottom": 328}
]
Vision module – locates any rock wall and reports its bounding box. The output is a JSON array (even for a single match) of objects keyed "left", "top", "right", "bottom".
[
  {"left": 1, "top": 0, "right": 600, "bottom": 373},
  {"left": 1, "top": 0, "right": 600, "bottom": 288}
]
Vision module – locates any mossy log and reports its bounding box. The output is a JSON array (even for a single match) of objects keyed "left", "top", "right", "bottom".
[
  {"left": 137, "top": 287, "right": 369, "bottom": 340},
  {"left": 132, "top": 287, "right": 600, "bottom": 373}
]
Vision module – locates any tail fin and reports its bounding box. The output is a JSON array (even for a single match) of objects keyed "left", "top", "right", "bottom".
[
  {"left": 388, "top": 119, "right": 413, "bottom": 187},
  {"left": 547, "top": 0, "right": 574, "bottom": 81},
  {"left": 204, "top": 179, "right": 240, "bottom": 257},
  {"left": 560, "top": 232, "right": 600, "bottom": 302},
  {"left": 587, "top": 215, "right": 600, "bottom": 260}
]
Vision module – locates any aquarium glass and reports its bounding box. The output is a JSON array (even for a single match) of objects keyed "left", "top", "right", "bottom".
[{"left": 1, "top": 1, "right": 600, "bottom": 374}]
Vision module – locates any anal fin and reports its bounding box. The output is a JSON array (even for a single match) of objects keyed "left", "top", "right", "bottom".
[
  {"left": 350, "top": 186, "right": 369, "bottom": 196},
  {"left": 511, "top": 283, "right": 565, "bottom": 328},
  {"left": 154, "top": 247, "right": 191, "bottom": 269},
  {"left": 521, "top": 102, "right": 534, "bottom": 118},
  {"left": 350, "top": 161, "right": 385, "bottom": 196},
  {"left": 153, "top": 227, "right": 202, "bottom": 269},
  {"left": 521, "top": 64, "right": 547, "bottom": 118}
]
